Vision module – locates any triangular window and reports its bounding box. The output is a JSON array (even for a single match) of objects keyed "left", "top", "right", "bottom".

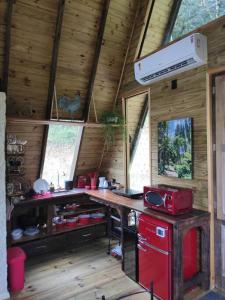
[{"left": 41, "top": 125, "right": 83, "bottom": 188}]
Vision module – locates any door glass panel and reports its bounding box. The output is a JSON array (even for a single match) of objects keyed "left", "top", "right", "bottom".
[{"left": 126, "top": 93, "right": 151, "bottom": 191}]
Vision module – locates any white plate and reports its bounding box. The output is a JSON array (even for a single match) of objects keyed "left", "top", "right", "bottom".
[{"left": 33, "top": 178, "right": 49, "bottom": 194}]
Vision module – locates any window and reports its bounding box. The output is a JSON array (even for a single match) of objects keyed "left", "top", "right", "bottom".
[
  {"left": 129, "top": 111, "right": 150, "bottom": 191},
  {"left": 170, "top": 0, "right": 225, "bottom": 41},
  {"left": 126, "top": 93, "right": 151, "bottom": 192},
  {"left": 41, "top": 125, "right": 83, "bottom": 188}
]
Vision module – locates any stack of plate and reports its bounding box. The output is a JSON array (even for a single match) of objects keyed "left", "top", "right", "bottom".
[
  {"left": 11, "top": 228, "right": 23, "bottom": 240},
  {"left": 24, "top": 226, "right": 40, "bottom": 236}
]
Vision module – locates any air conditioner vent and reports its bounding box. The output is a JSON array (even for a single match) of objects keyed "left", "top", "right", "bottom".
[{"left": 140, "top": 58, "right": 196, "bottom": 83}]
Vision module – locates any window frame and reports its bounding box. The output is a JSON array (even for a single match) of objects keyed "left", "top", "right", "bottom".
[
  {"left": 40, "top": 124, "right": 83, "bottom": 185},
  {"left": 125, "top": 91, "right": 151, "bottom": 189}
]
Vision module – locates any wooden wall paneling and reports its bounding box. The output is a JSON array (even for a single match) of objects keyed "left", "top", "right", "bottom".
[
  {"left": 7, "top": 0, "right": 58, "bottom": 118},
  {"left": 76, "top": 0, "right": 138, "bottom": 176},
  {"left": 7, "top": 124, "right": 45, "bottom": 183},
  {"left": 150, "top": 67, "right": 208, "bottom": 210},
  {"left": 206, "top": 72, "right": 215, "bottom": 287},
  {"left": 2, "top": 0, "right": 13, "bottom": 93},
  {"left": 0, "top": 0, "right": 7, "bottom": 84},
  {"left": 6, "top": 0, "right": 58, "bottom": 182},
  {"left": 51, "top": 0, "right": 104, "bottom": 121},
  {"left": 215, "top": 74, "right": 225, "bottom": 220}
]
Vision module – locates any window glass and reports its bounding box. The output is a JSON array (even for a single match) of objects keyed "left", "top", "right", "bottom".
[
  {"left": 42, "top": 125, "right": 82, "bottom": 188},
  {"left": 129, "top": 111, "right": 150, "bottom": 191},
  {"left": 170, "top": 0, "right": 225, "bottom": 41}
]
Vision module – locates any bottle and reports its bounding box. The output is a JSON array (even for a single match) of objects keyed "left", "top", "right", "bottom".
[{"left": 49, "top": 182, "right": 55, "bottom": 193}]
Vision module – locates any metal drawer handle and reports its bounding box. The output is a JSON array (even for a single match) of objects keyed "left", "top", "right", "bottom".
[
  {"left": 137, "top": 244, "right": 147, "bottom": 252},
  {"left": 36, "top": 245, "right": 47, "bottom": 249},
  {"left": 82, "top": 233, "right": 92, "bottom": 237},
  {"left": 137, "top": 233, "right": 146, "bottom": 241}
]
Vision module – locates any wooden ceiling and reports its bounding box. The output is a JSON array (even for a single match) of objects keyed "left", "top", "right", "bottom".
[{"left": 0, "top": 0, "right": 174, "bottom": 182}]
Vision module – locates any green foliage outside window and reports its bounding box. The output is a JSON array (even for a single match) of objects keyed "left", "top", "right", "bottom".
[{"left": 171, "top": 0, "right": 225, "bottom": 41}]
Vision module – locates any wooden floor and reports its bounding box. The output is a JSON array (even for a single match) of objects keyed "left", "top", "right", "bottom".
[{"left": 11, "top": 238, "right": 206, "bottom": 300}]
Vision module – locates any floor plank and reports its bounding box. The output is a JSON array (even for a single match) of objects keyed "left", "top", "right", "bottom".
[{"left": 11, "top": 238, "right": 205, "bottom": 300}]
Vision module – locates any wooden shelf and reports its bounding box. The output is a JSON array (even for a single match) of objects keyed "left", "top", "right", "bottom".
[
  {"left": 11, "top": 229, "right": 48, "bottom": 245},
  {"left": 7, "top": 117, "right": 122, "bottom": 128},
  {"left": 52, "top": 220, "right": 106, "bottom": 236},
  {"left": 57, "top": 206, "right": 105, "bottom": 216},
  {"left": 10, "top": 221, "right": 106, "bottom": 245}
]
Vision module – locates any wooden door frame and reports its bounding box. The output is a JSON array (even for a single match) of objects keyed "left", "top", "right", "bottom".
[
  {"left": 123, "top": 89, "right": 151, "bottom": 189},
  {"left": 207, "top": 65, "right": 225, "bottom": 289}
]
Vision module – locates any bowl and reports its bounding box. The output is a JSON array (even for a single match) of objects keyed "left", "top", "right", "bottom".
[
  {"left": 79, "top": 214, "right": 91, "bottom": 225},
  {"left": 11, "top": 228, "right": 23, "bottom": 240}
]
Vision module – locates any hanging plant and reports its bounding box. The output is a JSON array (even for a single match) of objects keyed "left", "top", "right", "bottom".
[{"left": 99, "top": 110, "right": 125, "bottom": 150}]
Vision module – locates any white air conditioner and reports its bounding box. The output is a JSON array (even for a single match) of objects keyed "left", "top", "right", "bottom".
[{"left": 134, "top": 33, "right": 207, "bottom": 85}]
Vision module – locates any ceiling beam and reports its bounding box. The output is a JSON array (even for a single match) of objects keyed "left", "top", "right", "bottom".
[
  {"left": 46, "top": 0, "right": 65, "bottom": 119},
  {"left": 2, "top": 0, "right": 14, "bottom": 93},
  {"left": 137, "top": 0, "right": 156, "bottom": 59},
  {"left": 161, "top": 0, "right": 182, "bottom": 45},
  {"left": 82, "top": 0, "right": 111, "bottom": 122},
  {"left": 39, "top": 0, "right": 65, "bottom": 178}
]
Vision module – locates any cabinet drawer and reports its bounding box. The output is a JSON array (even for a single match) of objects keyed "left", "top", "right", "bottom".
[{"left": 21, "top": 223, "right": 106, "bottom": 257}]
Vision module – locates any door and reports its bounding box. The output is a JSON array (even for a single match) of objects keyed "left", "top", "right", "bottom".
[
  {"left": 213, "top": 73, "right": 225, "bottom": 291},
  {"left": 138, "top": 240, "right": 172, "bottom": 300}
]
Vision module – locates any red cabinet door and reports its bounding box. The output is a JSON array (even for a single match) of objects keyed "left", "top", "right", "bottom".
[{"left": 138, "top": 240, "right": 172, "bottom": 300}]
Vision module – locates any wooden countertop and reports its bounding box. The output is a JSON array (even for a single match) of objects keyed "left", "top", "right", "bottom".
[
  {"left": 86, "top": 189, "right": 210, "bottom": 225},
  {"left": 15, "top": 188, "right": 210, "bottom": 225}
]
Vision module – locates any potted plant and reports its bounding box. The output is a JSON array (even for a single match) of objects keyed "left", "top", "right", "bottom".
[{"left": 99, "top": 110, "right": 125, "bottom": 149}]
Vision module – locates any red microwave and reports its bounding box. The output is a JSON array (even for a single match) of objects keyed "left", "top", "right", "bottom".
[{"left": 144, "top": 185, "right": 193, "bottom": 215}]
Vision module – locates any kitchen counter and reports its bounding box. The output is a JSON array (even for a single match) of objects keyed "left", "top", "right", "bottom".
[
  {"left": 12, "top": 188, "right": 210, "bottom": 300},
  {"left": 15, "top": 188, "right": 209, "bottom": 226}
]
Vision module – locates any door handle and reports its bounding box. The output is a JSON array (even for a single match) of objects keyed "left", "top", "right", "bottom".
[
  {"left": 82, "top": 233, "right": 92, "bottom": 237},
  {"left": 137, "top": 233, "right": 146, "bottom": 241},
  {"left": 137, "top": 244, "right": 147, "bottom": 252}
]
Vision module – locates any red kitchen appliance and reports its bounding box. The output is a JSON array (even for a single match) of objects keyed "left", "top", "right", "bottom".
[
  {"left": 144, "top": 185, "right": 193, "bottom": 215},
  {"left": 138, "top": 214, "right": 198, "bottom": 300}
]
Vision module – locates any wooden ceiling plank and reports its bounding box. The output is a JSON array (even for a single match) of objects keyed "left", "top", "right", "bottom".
[
  {"left": 2, "top": 0, "right": 13, "bottom": 93},
  {"left": 82, "top": 0, "right": 111, "bottom": 122}
]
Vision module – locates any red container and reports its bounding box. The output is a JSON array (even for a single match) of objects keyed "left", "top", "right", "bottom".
[
  {"left": 92, "top": 217, "right": 104, "bottom": 223},
  {"left": 65, "top": 221, "right": 77, "bottom": 228},
  {"left": 55, "top": 222, "right": 64, "bottom": 230},
  {"left": 7, "top": 247, "right": 26, "bottom": 292},
  {"left": 79, "top": 216, "right": 90, "bottom": 225}
]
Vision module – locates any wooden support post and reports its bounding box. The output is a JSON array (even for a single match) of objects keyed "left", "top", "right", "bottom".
[
  {"left": 161, "top": 0, "right": 182, "bottom": 45},
  {"left": 2, "top": 0, "right": 13, "bottom": 93},
  {"left": 39, "top": 0, "right": 65, "bottom": 177},
  {"left": 46, "top": 0, "right": 65, "bottom": 119},
  {"left": 82, "top": 0, "right": 110, "bottom": 122},
  {"left": 113, "top": 0, "right": 140, "bottom": 110},
  {"left": 137, "top": 0, "right": 155, "bottom": 59}
]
